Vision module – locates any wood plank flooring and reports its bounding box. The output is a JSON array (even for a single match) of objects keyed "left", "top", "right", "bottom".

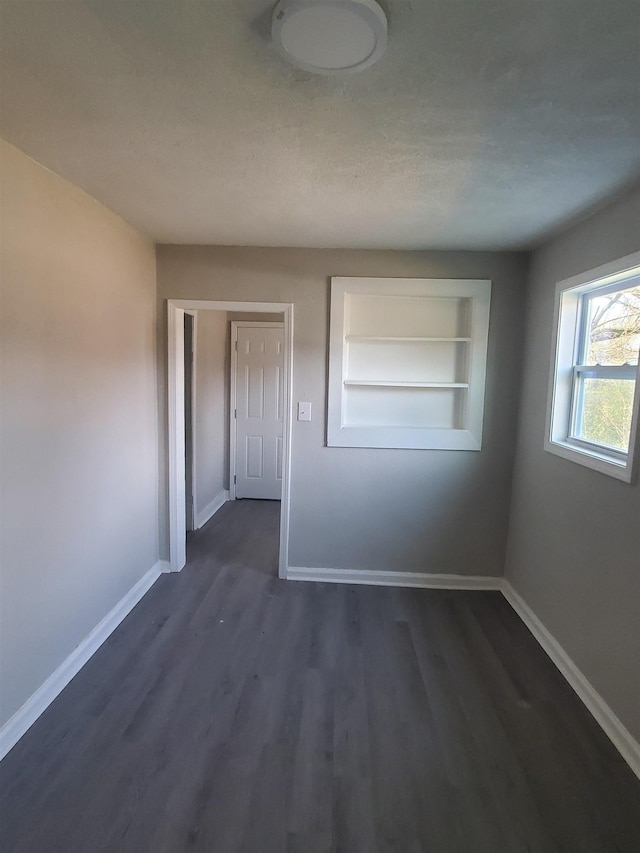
[{"left": 1, "top": 499, "right": 639, "bottom": 852}]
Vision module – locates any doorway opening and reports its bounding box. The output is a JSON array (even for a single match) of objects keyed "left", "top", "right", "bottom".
[{"left": 167, "top": 300, "right": 294, "bottom": 578}]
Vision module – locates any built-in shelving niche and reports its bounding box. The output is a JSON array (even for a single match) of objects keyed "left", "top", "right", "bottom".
[{"left": 328, "top": 278, "right": 491, "bottom": 449}]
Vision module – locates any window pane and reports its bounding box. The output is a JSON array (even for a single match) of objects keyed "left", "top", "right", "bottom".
[
  {"left": 574, "top": 377, "right": 636, "bottom": 451},
  {"left": 584, "top": 285, "right": 640, "bottom": 366}
]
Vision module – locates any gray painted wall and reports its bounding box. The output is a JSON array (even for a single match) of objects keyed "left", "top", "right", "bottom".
[
  {"left": 193, "top": 310, "right": 227, "bottom": 516},
  {"left": 0, "top": 142, "right": 159, "bottom": 727},
  {"left": 157, "top": 246, "right": 527, "bottom": 575},
  {"left": 505, "top": 185, "right": 640, "bottom": 742}
]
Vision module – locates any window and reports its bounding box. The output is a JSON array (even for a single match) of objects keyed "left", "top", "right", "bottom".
[
  {"left": 327, "top": 277, "right": 491, "bottom": 450},
  {"left": 545, "top": 253, "right": 640, "bottom": 482}
]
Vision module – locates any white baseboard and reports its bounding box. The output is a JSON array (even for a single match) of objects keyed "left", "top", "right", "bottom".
[
  {"left": 4, "top": 559, "right": 636, "bottom": 783},
  {"left": 286, "top": 566, "right": 502, "bottom": 590},
  {"left": 285, "top": 567, "right": 639, "bottom": 779},
  {"left": 0, "top": 561, "right": 163, "bottom": 762},
  {"left": 501, "top": 579, "right": 640, "bottom": 780},
  {"left": 195, "top": 489, "right": 229, "bottom": 530}
]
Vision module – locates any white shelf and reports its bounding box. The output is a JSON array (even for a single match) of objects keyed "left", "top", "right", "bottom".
[
  {"left": 353, "top": 424, "right": 467, "bottom": 430},
  {"left": 346, "top": 335, "right": 471, "bottom": 342},
  {"left": 344, "top": 380, "right": 469, "bottom": 388},
  {"left": 328, "top": 277, "right": 491, "bottom": 449}
]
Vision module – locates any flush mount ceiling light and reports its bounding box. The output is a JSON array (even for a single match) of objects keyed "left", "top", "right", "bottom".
[{"left": 272, "top": 0, "right": 387, "bottom": 75}]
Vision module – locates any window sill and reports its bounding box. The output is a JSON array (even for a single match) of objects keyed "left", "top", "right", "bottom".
[{"left": 544, "top": 437, "right": 635, "bottom": 483}]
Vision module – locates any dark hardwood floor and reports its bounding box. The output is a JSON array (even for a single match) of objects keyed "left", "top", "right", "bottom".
[{"left": 1, "top": 499, "right": 639, "bottom": 852}]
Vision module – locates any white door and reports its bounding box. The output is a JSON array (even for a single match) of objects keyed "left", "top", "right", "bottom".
[{"left": 234, "top": 324, "right": 284, "bottom": 500}]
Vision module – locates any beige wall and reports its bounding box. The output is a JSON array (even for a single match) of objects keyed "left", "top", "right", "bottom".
[
  {"left": 157, "top": 246, "right": 528, "bottom": 575},
  {"left": 227, "top": 312, "right": 283, "bottom": 324},
  {"left": 193, "top": 310, "right": 227, "bottom": 515},
  {"left": 0, "top": 142, "right": 159, "bottom": 727},
  {"left": 505, "top": 184, "right": 640, "bottom": 742}
]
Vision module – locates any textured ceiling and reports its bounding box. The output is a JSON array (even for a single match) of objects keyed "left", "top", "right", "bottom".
[{"left": 1, "top": 0, "right": 639, "bottom": 249}]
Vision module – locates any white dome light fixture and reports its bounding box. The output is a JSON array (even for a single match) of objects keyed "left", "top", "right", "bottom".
[{"left": 272, "top": 0, "right": 388, "bottom": 75}]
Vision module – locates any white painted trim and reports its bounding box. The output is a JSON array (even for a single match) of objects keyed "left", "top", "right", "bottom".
[
  {"left": 284, "top": 566, "right": 640, "bottom": 777},
  {"left": 230, "top": 321, "right": 285, "bottom": 501},
  {"left": 279, "top": 308, "right": 294, "bottom": 579},
  {"left": 185, "top": 311, "right": 198, "bottom": 530},
  {"left": 170, "top": 300, "right": 288, "bottom": 312},
  {"left": 0, "top": 562, "right": 163, "bottom": 761},
  {"left": 167, "top": 300, "right": 293, "bottom": 579},
  {"left": 286, "top": 566, "right": 502, "bottom": 590},
  {"left": 195, "top": 489, "right": 229, "bottom": 529},
  {"left": 501, "top": 580, "right": 640, "bottom": 780},
  {"left": 544, "top": 253, "right": 640, "bottom": 484},
  {"left": 186, "top": 309, "right": 198, "bottom": 532},
  {"left": 167, "top": 302, "right": 187, "bottom": 572},
  {"left": 230, "top": 324, "right": 238, "bottom": 500}
]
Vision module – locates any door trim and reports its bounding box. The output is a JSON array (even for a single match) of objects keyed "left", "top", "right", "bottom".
[
  {"left": 183, "top": 310, "right": 197, "bottom": 531},
  {"left": 230, "top": 321, "right": 285, "bottom": 501},
  {"left": 167, "top": 300, "right": 294, "bottom": 578}
]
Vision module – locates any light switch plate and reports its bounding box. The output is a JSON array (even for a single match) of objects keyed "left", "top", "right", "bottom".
[{"left": 297, "top": 402, "right": 312, "bottom": 422}]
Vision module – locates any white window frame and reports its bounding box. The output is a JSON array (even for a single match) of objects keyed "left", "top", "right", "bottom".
[{"left": 545, "top": 252, "right": 640, "bottom": 483}]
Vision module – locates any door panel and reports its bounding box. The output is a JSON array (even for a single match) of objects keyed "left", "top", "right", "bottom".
[
  {"left": 246, "top": 366, "right": 265, "bottom": 418},
  {"left": 246, "top": 435, "right": 264, "bottom": 479},
  {"left": 235, "top": 325, "right": 284, "bottom": 500}
]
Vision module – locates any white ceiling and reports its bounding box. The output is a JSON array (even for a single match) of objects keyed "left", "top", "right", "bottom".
[{"left": 1, "top": 0, "right": 639, "bottom": 250}]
